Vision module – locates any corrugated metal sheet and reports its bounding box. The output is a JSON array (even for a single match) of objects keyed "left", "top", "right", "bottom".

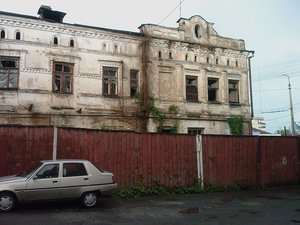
[
  {"left": 202, "top": 135, "right": 257, "bottom": 187},
  {"left": 56, "top": 128, "right": 198, "bottom": 188},
  {"left": 202, "top": 135, "right": 300, "bottom": 187},
  {"left": 0, "top": 126, "right": 53, "bottom": 176}
]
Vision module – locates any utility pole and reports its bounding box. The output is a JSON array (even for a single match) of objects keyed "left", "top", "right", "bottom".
[{"left": 283, "top": 74, "right": 295, "bottom": 135}]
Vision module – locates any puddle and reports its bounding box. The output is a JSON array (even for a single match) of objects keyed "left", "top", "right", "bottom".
[{"left": 179, "top": 207, "right": 199, "bottom": 214}]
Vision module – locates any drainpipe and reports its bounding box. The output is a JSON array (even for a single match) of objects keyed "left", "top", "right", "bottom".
[{"left": 247, "top": 50, "right": 255, "bottom": 135}]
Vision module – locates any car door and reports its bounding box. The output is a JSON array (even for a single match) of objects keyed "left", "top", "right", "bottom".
[
  {"left": 60, "top": 162, "right": 90, "bottom": 198},
  {"left": 26, "top": 163, "right": 60, "bottom": 201}
]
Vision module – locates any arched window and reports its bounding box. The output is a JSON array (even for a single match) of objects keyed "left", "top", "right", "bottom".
[
  {"left": 158, "top": 51, "right": 162, "bottom": 59},
  {"left": 194, "top": 55, "right": 198, "bottom": 62},
  {"left": 185, "top": 54, "right": 188, "bottom": 61},
  {"left": 207, "top": 57, "right": 210, "bottom": 64},
  {"left": 195, "top": 24, "right": 201, "bottom": 38},
  {"left": 16, "top": 31, "right": 21, "bottom": 40},
  {"left": 227, "top": 60, "right": 230, "bottom": 66},
  {"left": 236, "top": 61, "right": 239, "bottom": 67},
  {"left": 53, "top": 37, "right": 58, "bottom": 45},
  {"left": 103, "top": 43, "right": 107, "bottom": 51},
  {"left": 169, "top": 52, "right": 173, "bottom": 59},
  {"left": 114, "top": 44, "right": 118, "bottom": 52},
  {"left": 1, "top": 30, "right": 5, "bottom": 39},
  {"left": 69, "top": 39, "right": 74, "bottom": 47},
  {"left": 216, "top": 58, "right": 219, "bottom": 64}
]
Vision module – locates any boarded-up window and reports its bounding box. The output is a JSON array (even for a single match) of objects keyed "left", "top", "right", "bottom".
[
  {"left": 208, "top": 78, "right": 219, "bottom": 102},
  {"left": 186, "top": 76, "right": 198, "bottom": 102},
  {"left": 130, "top": 70, "right": 139, "bottom": 97},
  {"left": 0, "top": 57, "right": 19, "bottom": 89},
  {"left": 229, "top": 80, "right": 239, "bottom": 103},
  {"left": 103, "top": 67, "right": 118, "bottom": 96},
  {"left": 52, "top": 62, "right": 73, "bottom": 94}
]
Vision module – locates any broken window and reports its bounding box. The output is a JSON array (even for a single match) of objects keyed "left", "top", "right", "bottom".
[
  {"left": 130, "top": 70, "right": 139, "bottom": 97},
  {"left": 16, "top": 31, "right": 21, "bottom": 40},
  {"left": 208, "top": 78, "right": 219, "bottom": 102},
  {"left": 103, "top": 67, "right": 118, "bottom": 96},
  {"left": 158, "top": 51, "right": 162, "bottom": 59},
  {"left": 53, "top": 37, "right": 58, "bottom": 45},
  {"left": 0, "top": 57, "right": 19, "bottom": 89},
  {"left": 69, "top": 39, "right": 74, "bottom": 47},
  {"left": 52, "top": 62, "right": 73, "bottom": 94},
  {"left": 0, "top": 30, "right": 5, "bottom": 39},
  {"left": 188, "top": 128, "right": 204, "bottom": 135},
  {"left": 186, "top": 76, "right": 198, "bottom": 102},
  {"left": 195, "top": 24, "right": 201, "bottom": 38},
  {"left": 228, "top": 80, "right": 239, "bottom": 103}
]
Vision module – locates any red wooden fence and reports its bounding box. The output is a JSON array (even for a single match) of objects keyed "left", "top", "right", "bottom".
[
  {"left": 202, "top": 135, "right": 300, "bottom": 187},
  {"left": 0, "top": 126, "right": 299, "bottom": 189},
  {"left": 56, "top": 128, "right": 198, "bottom": 188}
]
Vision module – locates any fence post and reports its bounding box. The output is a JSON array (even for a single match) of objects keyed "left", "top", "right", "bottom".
[
  {"left": 196, "top": 135, "right": 204, "bottom": 187},
  {"left": 52, "top": 126, "right": 57, "bottom": 160},
  {"left": 255, "top": 136, "right": 261, "bottom": 185}
]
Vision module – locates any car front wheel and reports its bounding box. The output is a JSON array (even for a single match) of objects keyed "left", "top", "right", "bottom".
[
  {"left": 0, "top": 192, "right": 17, "bottom": 212},
  {"left": 81, "top": 192, "right": 99, "bottom": 208}
]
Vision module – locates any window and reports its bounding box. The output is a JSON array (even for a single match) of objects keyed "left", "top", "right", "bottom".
[
  {"left": 186, "top": 76, "right": 198, "bottom": 102},
  {"left": 103, "top": 67, "right": 118, "bottom": 96},
  {"left": 195, "top": 24, "right": 201, "bottom": 38},
  {"left": 53, "top": 37, "right": 58, "bottom": 45},
  {"left": 208, "top": 78, "right": 219, "bottom": 102},
  {"left": 63, "top": 163, "right": 87, "bottom": 177},
  {"left": 216, "top": 58, "right": 219, "bottom": 64},
  {"left": 207, "top": 57, "right": 210, "bottom": 64},
  {"left": 114, "top": 44, "right": 118, "bottom": 52},
  {"left": 0, "top": 30, "right": 5, "bottom": 39},
  {"left": 169, "top": 52, "right": 173, "bottom": 59},
  {"left": 185, "top": 54, "right": 188, "bottom": 61},
  {"left": 36, "top": 164, "right": 59, "bottom": 179},
  {"left": 130, "top": 69, "right": 139, "bottom": 97},
  {"left": 0, "top": 57, "right": 19, "bottom": 89},
  {"left": 53, "top": 62, "right": 73, "bottom": 94},
  {"left": 69, "top": 39, "right": 74, "bottom": 47},
  {"left": 194, "top": 55, "right": 198, "bottom": 62},
  {"left": 158, "top": 51, "right": 162, "bottom": 59},
  {"left": 227, "top": 60, "right": 230, "bottom": 66},
  {"left": 236, "top": 61, "right": 239, "bottom": 67},
  {"left": 103, "top": 43, "right": 107, "bottom": 51},
  {"left": 15, "top": 31, "right": 21, "bottom": 40},
  {"left": 188, "top": 128, "right": 204, "bottom": 135},
  {"left": 229, "top": 80, "right": 239, "bottom": 103}
]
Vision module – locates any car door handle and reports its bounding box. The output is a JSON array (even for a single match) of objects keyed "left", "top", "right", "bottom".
[
  {"left": 53, "top": 180, "right": 58, "bottom": 183},
  {"left": 84, "top": 178, "right": 89, "bottom": 181}
]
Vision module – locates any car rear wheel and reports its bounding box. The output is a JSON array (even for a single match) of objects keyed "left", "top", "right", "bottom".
[
  {"left": 81, "top": 192, "right": 99, "bottom": 208},
  {"left": 0, "top": 192, "right": 17, "bottom": 212}
]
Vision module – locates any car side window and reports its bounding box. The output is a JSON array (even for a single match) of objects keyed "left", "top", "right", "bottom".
[
  {"left": 63, "top": 163, "right": 88, "bottom": 177},
  {"left": 36, "top": 164, "right": 59, "bottom": 179}
]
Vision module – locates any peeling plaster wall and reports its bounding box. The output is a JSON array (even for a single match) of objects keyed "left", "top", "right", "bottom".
[{"left": 0, "top": 11, "right": 251, "bottom": 134}]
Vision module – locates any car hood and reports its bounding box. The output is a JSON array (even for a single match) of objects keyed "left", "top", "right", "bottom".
[{"left": 0, "top": 175, "right": 27, "bottom": 184}]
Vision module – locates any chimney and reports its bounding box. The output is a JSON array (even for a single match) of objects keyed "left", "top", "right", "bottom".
[{"left": 37, "top": 5, "right": 66, "bottom": 23}]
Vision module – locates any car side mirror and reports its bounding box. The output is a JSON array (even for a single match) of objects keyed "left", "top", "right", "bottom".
[{"left": 32, "top": 175, "right": 38, "bottom": 180}]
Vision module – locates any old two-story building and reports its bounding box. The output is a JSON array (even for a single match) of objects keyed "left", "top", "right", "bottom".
[{"left": 0, "top": 6, "right": 253, "bottom": 134}]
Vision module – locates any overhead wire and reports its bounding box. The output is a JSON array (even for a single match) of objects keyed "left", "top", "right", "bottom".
[{"left": 158, "top": 0, "right": 186, "bottom": 25}]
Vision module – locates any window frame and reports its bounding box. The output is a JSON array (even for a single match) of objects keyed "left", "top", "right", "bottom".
[
  {"left": 0, "top": 57, "right": 20, "bottom": 89},
  {"left": 35, "top": 164, "right": 59, "bottom": 179},
  {"left": 52, "top": 62, "right": 74, "bottom": 94},
  {"left": 103, "top": 66, "right": 118, "bottom": 97},
  {"left": 130, "top": 69, "right": 139, "bottom": 97},
  {"left": 186, "top": 75, "right": 198, "bottom": 102},
  {"left": 188, "top": 128, "right": 204, "bottom": 135},
  {"left": 228, "top": 80, "right": 239, "bottom": 104},
  {"left": 63, "top": 163, "right": 88, "bottom": 177},
  {"left": 207, "top": 78, "right": 219, "bottom": 102}
]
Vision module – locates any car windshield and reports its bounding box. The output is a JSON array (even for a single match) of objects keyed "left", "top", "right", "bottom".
[{"left": 17, "top": 162, "right": 43, "bottom": 178}]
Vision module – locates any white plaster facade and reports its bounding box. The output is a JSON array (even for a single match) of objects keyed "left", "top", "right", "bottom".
[{"left": 0, "top": 6, "right": 252, "bottom": 134}]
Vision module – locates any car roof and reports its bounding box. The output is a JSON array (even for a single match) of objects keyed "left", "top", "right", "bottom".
[{"left": 41, "top": 159, "right": 90, "bottom": 163}]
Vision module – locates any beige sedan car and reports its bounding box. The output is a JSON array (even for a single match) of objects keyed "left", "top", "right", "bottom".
[{"left": 0, "top": 159, "right": 117, "bottom": 212}]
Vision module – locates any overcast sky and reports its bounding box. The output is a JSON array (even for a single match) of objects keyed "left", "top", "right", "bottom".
[{"left": 1, "top": 0, "right": 300, "bottom": 133}]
